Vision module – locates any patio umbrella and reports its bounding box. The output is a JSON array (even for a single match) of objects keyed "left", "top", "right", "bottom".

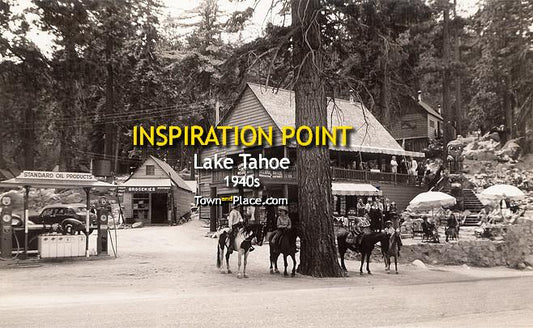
[
  {"left": 480, "top": 184, "right": 525, "bottom": 200},
  {"left": 408, "top": 191, "right": 456, "bottom": 211}
]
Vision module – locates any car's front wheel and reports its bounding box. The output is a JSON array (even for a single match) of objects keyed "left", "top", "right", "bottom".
[{"left": 61, "top": 219, "right": 83, "bottom": 235}]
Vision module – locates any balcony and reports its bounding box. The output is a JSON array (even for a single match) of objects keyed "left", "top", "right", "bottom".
[{"left": 211, "top": 166, "right": 417, "bottom": 186}]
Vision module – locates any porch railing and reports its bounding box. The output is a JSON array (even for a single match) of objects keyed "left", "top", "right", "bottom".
[{"left": 211, "top": 166, "right": 416, "bottom": 185}]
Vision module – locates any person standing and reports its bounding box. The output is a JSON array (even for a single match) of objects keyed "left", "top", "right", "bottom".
[
  {"left": 390, "top": 156, "right": 398, "bottom": 173},
  {"left": 357, "top": 198, "right": 366, "bottom": 217},
  {"left": 369, "top": 200, "right": 382, "bottom": 232},
  {"left": 445, "top": 210, "right": 459, "bottom": 242}
]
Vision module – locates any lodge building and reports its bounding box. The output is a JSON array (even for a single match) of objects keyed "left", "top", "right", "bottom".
[{"left": 197, "top": 83, "right": 426, "bottom": 227}]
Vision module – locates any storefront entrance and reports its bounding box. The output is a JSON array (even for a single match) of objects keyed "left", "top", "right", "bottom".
[{"left": 151, "top": 193, "right": 168, "bottom": 224}]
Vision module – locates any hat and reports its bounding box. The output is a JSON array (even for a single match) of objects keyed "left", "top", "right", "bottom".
[
  {"left": 232, "top": 204, "right": 241, "bottom": 209},
  {"left": 278, "top": 205, "right": 289, "bottom": 213},
  {"left": 385, "top": 220, "right": 393, "bottom": 225}
]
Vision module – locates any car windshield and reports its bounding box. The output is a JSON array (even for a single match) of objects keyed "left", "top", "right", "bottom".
[{"left": 74, "top": 207, "right": 87, "bottom": 213}]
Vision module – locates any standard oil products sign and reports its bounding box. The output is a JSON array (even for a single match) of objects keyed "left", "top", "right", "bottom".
[{"left": 21, "top": 171, "right": 97, "bottom": 181}]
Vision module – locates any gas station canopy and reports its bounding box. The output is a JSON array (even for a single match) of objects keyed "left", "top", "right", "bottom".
[
  {"left": 0, "top": 170, "right": 116, "bottom": 257},
  {"left": 0, "top": 171, "right": 115, "bottom": 189}
]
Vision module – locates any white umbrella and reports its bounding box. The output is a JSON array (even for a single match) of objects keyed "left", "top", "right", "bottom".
[
  {"left": 480, "top": 184, "right": 525, "bottom": 200},
  {"left": 408, "top": 191, "right": 456, "bottom": 211}
]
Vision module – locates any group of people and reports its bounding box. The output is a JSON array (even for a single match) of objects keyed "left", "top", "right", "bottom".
[
  {"left": 351, "top": 197, "right": 399, "bottom": 232},
  {"left": 343, "top": 197, "right": 402, "bottom": 250}
]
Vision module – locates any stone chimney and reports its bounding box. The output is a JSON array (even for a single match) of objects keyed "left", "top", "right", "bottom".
[
  {"left": 417, "top": 90, "right": 422, "bottom": 102},
  {"left": 349, "top": 89, "right": 355, "bottom": 104},
  {"left": 437, "top": 104, "right": 441, "bottom": 114}
]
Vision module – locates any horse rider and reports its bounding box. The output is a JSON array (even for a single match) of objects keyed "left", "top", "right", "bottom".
[
  {"left": 384, "top": 220, "right": 395, "bottom": 235},
  {"left": 271, "top": 206, "right": 291, "bottom": 247},
  {"left": 384, "top": 220, "right": 402, "bottom": 249},
  {"left": 228, "top": 204, "right": 253, "bottom": 252},
  {"left": 354, "top": 214, "right": 372, "bottom": 251}
]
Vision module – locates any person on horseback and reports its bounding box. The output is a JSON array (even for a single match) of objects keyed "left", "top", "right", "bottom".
[
  {"left": 228, "top": 204, "right": 250, "bottom": 252},
  {"left": 384, "top": 220, "right": 395, "bottom": 235},
  {"left": 271, "top": 205, "right": 291, "bottom": 248},
  {"left": 384, "top": 219, "right": 402, "bottom": 249},
  {"left": 354, "top": 213, "right": 371, "bottom": 251}
]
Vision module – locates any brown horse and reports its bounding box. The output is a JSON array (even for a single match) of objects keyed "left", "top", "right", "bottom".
[
  {"left": 337, "top": 229, "right": 389, "bottom": 275},
  {"left": 269, "top": 228, "right": 297, "bottom": 277},
  {"left": 382, "top": 231, "right": 401, "bottom": 274}
]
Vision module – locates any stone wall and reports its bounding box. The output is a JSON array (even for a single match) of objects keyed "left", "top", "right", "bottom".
[{"left": 347, "top": 217, "right": 533, "bottom": 268}]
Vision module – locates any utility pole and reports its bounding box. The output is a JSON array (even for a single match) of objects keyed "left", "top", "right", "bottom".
[
  {"left": 453, "top": 0, "right": 462, "bottom": 137},
  {"left": 442, "top": 0, "right": 454, "bottom": 157}
]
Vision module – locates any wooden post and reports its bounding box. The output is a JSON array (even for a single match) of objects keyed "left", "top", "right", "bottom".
[
  {"left": 209, "top": 187, "right": 217, "bottom": 232},
  {"left": 84, "top": 187, "right": 91, "bottom": 257},
  {"left": 23, "top": 186, "right": 30, "bottom": 257}
]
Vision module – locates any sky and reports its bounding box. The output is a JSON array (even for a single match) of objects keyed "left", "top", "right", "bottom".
[{"left": 9, "top": 0, "right": 480, "bottom": 57}]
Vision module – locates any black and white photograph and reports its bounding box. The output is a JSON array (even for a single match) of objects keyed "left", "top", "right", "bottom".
[{"left": 1, "top": 0, "right": 533, "bottom": 327}]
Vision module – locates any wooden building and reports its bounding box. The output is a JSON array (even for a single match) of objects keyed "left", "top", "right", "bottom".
[
  {"left": 390, "top": 93, "right": 444, "bottom": 153},
  {"left": 121, "top": 156, "right": 194, "bottom": 224},
  {"left": 198, "top": 83, "right": 426, "bottom": 227}
]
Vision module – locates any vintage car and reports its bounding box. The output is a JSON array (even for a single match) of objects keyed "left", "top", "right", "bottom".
[{"left": 28, "top": 203, "right": 97, "bottom": 234}]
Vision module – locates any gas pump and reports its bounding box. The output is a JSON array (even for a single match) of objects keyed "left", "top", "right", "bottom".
[
  {"left": 1, "top": 195, "right": 13, "bottom": 259},
  {"left": 96, "top": 196, "right": 109, "bottom": 255}
]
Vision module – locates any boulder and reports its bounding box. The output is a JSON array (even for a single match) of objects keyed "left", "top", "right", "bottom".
[
  {"left": 488, "top": 132, "right": 501, "bottom": 142},
  {"left": 412, "top": 259, "right": 427, "bottom": 270},
  {"left": 132, "top": 222, "right": 144, "bottom": 228},
  {"left": 496, "top": 139, "right": 521, "bottom": 160}
]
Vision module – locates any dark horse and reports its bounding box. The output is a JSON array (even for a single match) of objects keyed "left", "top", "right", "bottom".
[
  {"left": 336, "top": 229, "right": 389, "bottom": 275},
  {"left": 269, "top": 228, "right": 297, "bottom": 277},
  {"left": 381, "top": 231, "right": 401, "bottom": 274},
  {"left": 217, "top": 223, "right": 265, "bottom": 278}
]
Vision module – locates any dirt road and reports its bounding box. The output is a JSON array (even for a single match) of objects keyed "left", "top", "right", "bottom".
[{"left": 2, "top": 219, "right": 532, "bottom": 327}]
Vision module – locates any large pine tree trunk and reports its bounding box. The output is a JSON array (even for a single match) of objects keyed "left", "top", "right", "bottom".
[{"left": 292, "top": 0, "right": 343, "bottom": 277}]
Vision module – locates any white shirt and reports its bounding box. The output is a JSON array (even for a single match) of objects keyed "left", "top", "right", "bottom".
[{"left": 228, "top": 209, "right": 243, "bottom": 229}]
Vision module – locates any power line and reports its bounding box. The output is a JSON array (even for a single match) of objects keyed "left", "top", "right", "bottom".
[
  {"left": 15, "top": 101, "right": 212, "bottom": 128},
  {"left": 15, "top": 107, "right": 210, "bottom": 131}
]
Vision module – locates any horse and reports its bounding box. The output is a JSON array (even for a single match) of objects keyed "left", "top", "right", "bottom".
[
  {"left": 217, "top": 223, "right": 264, "bottom": 278},
  {"left": 336, "top": 228, "right": 389, "bottom": 275},
  {"left": 268, "top": 228, "right": 297, "bottom": 277},
  {"left": 381, "top": 231, "right": 401, "bottom": 274}
]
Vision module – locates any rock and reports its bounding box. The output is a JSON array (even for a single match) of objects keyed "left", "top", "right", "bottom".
[
  {"left": 496, "top": 139, "right": 522, "bottom": 160},
  {"left": 132, "top": 222, "right": 144, "bottom": 228},
  {"left": 412, "top": 259, "right": 427, "bottom": 269},
  {"left": 524, "top": 255, "right": 533, "bottom": 267},
  {"left": 517, "top": 262, "right": 526, "bottom": 270},
  {"left": 488, "top": 132, "right": 501, "bottom": 142}
]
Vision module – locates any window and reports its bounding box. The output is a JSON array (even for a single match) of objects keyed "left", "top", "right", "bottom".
[
  {"left": 146, "top": 165, "right": 155, "bottom": 175},
  {"left": 429, "top": 120, "right": 435, "bottom": 128}
]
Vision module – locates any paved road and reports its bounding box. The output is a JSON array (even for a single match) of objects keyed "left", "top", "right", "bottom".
[{"left": 2, "top": 220, "right": 532, "bottom": 327}]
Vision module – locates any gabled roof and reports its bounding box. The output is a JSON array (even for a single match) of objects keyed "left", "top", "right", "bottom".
[
  {"left": 246, "top": 83, "right": 423, "bottom": 157},
  {"left": 410, "top": 96, "right": 443, "bottom": 120},
  {"left": 149, "top": 156, "right": 193, "bottom": 192}
]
